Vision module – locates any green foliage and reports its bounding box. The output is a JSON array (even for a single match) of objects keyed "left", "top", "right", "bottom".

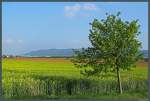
[{"left": 72, "top": 12, "right": 143, "bottom": 77}]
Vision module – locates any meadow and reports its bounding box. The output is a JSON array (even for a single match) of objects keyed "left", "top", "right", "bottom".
[{"left": 2, "top": 57, "right": 148, "bottom": 99}]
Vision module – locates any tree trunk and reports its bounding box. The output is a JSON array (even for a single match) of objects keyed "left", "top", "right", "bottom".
[{"left": 116, "top": 66, "right": 123, "bottom": 94}]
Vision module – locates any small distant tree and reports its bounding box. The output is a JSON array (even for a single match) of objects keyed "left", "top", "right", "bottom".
[{"left": 72, "top": 12, "right": 143, "bottom": 94}]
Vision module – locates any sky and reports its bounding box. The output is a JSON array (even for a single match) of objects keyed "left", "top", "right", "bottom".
[{"left": 2, "top": 2, "right": 148, "bottom": 55}]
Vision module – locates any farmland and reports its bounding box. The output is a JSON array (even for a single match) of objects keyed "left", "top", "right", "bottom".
[{"left": 2, "top": 57, "right": 148, "bottom": 99}]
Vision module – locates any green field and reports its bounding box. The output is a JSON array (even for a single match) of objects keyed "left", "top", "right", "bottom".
[{"left": 2, "top": 58, "right": 148, "bottom": 99}]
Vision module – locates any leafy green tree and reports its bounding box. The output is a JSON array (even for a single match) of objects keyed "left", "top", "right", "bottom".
[{"left": 72, "top": 12, "right": 143, "bottom": 94}]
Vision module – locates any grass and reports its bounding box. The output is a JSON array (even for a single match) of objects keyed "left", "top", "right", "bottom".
[
  {"left": 3, "top": 58, "right": 80, "bottom": 78},
  {"left": 2, "top": 57, "right": 148, "bottom": 99}
]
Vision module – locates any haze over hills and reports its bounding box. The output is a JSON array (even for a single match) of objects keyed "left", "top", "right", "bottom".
[
  {"left": 21, "top": 49, "right": 148, "bottom": 58},
  {"left": 22, "top": 49, "right": 74, "bottom": 57},
  {"left": 142, "top": 50, "right": 148, "bottom": 58}
]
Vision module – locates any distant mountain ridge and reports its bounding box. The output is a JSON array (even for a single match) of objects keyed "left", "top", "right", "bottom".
[
  {"left": 22, "top": 49, "right": 148, "bottom": 58},
  {"left": 142, "top": 50, "right": 148, "bottom": 58},
  {"left": 22, "top": 49, "right": 74, "bottom": 57}
]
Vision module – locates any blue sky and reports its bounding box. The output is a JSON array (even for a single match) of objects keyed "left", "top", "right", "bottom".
[{"left": 2, "top": 2, "right": 148, "bottom": 55}]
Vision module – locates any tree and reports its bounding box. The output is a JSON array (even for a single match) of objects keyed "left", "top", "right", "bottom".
[{"left": 72, "top": 12, "right": 143, "bottom": 94}]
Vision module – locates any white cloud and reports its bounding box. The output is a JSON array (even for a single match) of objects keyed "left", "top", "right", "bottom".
[
  {"left": 64, "top": 3, "right": 98, "bottom": 17},
  {"left": 3, "top": 39, "right": 23, "bottom": 45},
  {"left": 4, "top": 39, "right": 14, "bottom": 44},
  {"left": 64, "top": 12, "right": 75, "bottom": 17},
  {"left": 64, "top": 4, "right": 81, "bottom": 17},
  {"left": 64, "top": 4, "right": 81, "bottom": 12},
  {"left": 18, "top": 39, "right": 23, "bottom": 43},
  {"left": 83, "top": 3, "right": 97, "bottom": 11}
]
